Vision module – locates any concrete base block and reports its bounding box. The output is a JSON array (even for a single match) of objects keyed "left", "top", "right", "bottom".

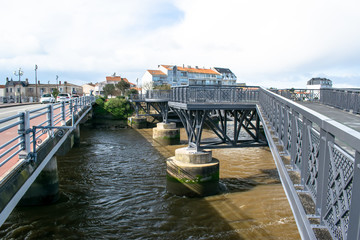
[
  {"left": 153, "top": 122, "right": 180, "bottom": 145},
  {"left": 19, "top": 156, "right": 60, "bottom": 206},
  {"left": 166, "top": 148, "right": 219, "bottom": 197},
  {"left": 128, "top": 117, "right": 147, "bottom": 129}
]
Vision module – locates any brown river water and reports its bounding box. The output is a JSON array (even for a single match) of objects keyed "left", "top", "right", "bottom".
[{"left": 0, "top": 126, "right": 300, "bottom": 239}]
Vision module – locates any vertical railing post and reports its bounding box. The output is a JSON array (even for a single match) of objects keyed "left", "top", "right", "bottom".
[
  {"left": 301, "top": 117, "right": 311, "bottom": 185},
  {"left": 69, "top": 99, "right": 74, "bottom": 126},
  {"left": 61, "top": 101, "right": 66, "bottom": 126},
  {"left": 18, "top": 111, "right": 31, "bottom": 160},
  {"left": 290, "top": 111, "right": 299, "bottom": 169},
  {"left": 347, "top": 150, "right": 360, "bottom": 240},
  {"left": 316, "top": 129, "right": 329, "bottom": 215},
  {"left": 47, "top": 104, "right": 54, "bottom": 137},
  {"left": 283, "top": 105, "right": 290, "bottom": 151}
]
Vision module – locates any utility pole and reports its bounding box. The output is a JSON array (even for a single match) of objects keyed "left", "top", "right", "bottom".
[
  {"left": 35, "top": 64, "right": 38, "bottom": 101},
  {"left": 14, "top": 68, "right": 23, "bottom": 103},
  {"left": 56, "top": 75, "right": 59, "bottom": 90}
]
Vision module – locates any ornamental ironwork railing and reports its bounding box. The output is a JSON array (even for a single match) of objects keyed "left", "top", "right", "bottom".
[
  {"left": 170, "top": 86, "right": 259, "bottom": 103},
  {"left": 259, "top": 87, "right": 360, "bottom": 240}
]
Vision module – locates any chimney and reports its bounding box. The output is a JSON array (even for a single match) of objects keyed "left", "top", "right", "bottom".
[
  {"left": 38, "top": 80, "right": 40, "bottom": 84},
  {"left": 59, "top": 81, "right": 62, "bottom": 85}
]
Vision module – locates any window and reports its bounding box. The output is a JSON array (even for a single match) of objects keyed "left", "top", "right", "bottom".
[
  {"left": 10, "top": 88, "right": 12, "bottom": 93},
  {"left": 6, "top": 88, "right": 8, "bottom": 93}
]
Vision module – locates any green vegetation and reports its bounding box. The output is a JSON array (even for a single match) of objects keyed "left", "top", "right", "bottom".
[
  {"left": 102, "top": 98, "right": 134, "bottom": 119},
  {"left": 52, "top": 88, "right": 60, "bottom": 98}
]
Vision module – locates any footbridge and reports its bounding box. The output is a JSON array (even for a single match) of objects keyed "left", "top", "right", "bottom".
[
  {"left": 131, "top": 86, "right": 360, "bottom": 240},
  {"left": 0, "top": 96, "right": 95, "bottom": 226}
]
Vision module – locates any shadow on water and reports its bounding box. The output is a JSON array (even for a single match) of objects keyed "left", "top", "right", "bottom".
[{"left": 0, "top": 126, "right": 298, "bottom": 240}]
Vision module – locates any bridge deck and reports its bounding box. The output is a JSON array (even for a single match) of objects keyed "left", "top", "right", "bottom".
[{"left": 299, "top": 101, "right": 360, "bottom": 132}]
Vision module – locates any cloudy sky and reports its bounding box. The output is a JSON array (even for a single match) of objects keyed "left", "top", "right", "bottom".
[{"left": 1, "top": 0, "right": 360, "bottom": 88}]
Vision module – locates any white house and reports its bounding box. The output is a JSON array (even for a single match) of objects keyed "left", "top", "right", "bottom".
[
  {"left": 213, "top": 67, "right": 237, "bottom": 85},
  {"left": 306, "top": 78, "right": 332, "bottom": 90},
  {"left": 141, "top": 65, "right": 227, "bottom": 88}
]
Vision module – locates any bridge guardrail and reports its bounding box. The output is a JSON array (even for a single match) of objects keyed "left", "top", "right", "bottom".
[
  {"left": 170, "top": 86, "right": 259, "bottom": 103},
  {"left": 260, "top": 87, "right": 360, "bottom": 240},
  {"left": 320, "top": 88, "right": 360, "bottom": 114},
  {"left": 0, "top": 96, "right": 95, "bottom": 180}
]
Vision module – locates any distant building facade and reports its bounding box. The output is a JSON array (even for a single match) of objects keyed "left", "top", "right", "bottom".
[
  {"left": 306, "top": 78, "right": 332, "bottom": 90},
  {"left": 141, "top": 65, "right": 237, "bottom": 88},
  {"left": 94, "top": 75, "right": 137, "bottom": 96},
  {"left": 82, "top": 83, "right": 96, "bottom": 96},
  {"left": 4, "top": 78, "right": 82, "bottom": 102}
]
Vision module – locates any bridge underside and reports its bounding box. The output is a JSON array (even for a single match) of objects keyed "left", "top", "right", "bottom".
[
  {"left": 170, "top": 103, "right": 267, "bottom": 151},
  {"left": 130, "top": 100, "right": 171, "bottom": 123}
]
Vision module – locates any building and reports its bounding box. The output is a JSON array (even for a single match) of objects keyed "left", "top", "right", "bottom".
[
  {"left": 4, "top": 78, "right": 82, "bottom": 102},
  {"left": 306, "top": 78, "right": 332, "bottom": 90},
  {"left": 212, "top": 67, "right": 237, "bottom": 85},
  {"left": 141, "top": 65, "right": 236, "bottom": 88},
  {"left": 82, "top": 83, "right": 96, "bottom": 96},
  {"left": 94, "top": 74, "right": 137, "bottom": 96},
  {"left": 306, "top": 78, "right": 332, "bottom": 100}
]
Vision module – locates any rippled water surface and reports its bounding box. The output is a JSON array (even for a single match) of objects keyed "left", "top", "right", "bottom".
[{"left": 0, "top": 127, "right": 300, "bottom": 239}]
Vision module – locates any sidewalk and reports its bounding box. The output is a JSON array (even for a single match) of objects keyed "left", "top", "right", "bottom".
[
  {"left": 299, "top": 101, "right": 360, "bottom": 133},
  {"left": 0, "top": 102, "right": 41, "bottom": 109}
]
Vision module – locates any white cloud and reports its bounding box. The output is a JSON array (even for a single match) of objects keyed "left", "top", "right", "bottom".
[{"left": 1, "top": 0, "right": 360, "bottom": 88}]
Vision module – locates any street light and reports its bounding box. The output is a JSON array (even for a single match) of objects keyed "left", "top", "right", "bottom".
[
  {"left": 56, "top": 75, "right": 59, "bottom": 90},
  {"left": 35, "top": 65, "right": 38, "bottom": 101},
  {"left": 14, "top": 68, "right": 23, "bottom": 103}
]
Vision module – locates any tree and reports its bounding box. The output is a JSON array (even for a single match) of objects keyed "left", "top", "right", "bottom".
[
  {"left": 154, "top": 84, "right": 171, "bottom": 90},
  {"left": 141, "top": 81, "right": 153, "bottom": 92},
  {"left": 115, "top": 79, "right": 130, "bottom": 96},
  {"left": 52, "top": 88, "right": 60, "bottom": 98},
  {"left": 103, "top": 84, "right": 116, "bottom": 98}
]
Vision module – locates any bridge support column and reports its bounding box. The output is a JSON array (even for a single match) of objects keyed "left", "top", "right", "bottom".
[
  {"left": 128, "top": 116, "right": 147, "bottom": 129},
  {"left": 153, "top": 122, "right": 180, "bottom": 145},
  {"left": 166, "top": 147, "right": 219, "bottom": 197},
  {"left": 73, "top": 124, "right": 81, "bottom": 147},
  {"left": 19, "top": 156, "right": 60, "bottom": 206}
]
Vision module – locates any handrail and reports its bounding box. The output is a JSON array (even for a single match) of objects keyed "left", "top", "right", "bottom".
[
  {"left": 0, "top": 96, "right": 95, "bottom": 176},
  {"left": 259, "top": 87, "right": 360, "bottom": 239}
]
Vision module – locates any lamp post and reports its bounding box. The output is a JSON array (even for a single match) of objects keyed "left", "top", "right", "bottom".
[
  {"left": 35, "top": 65, "right": 38, "bottom": 101},
  {"left": 56, "top": 75, "right": 59, "bottom": 90},
  {"left": 14, "top": 68, "right": 23, "bottom": 103}
]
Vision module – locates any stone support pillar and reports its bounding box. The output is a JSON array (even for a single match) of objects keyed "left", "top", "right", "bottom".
[
  {"left": 153, "top": 122, "right": 180, "bottom": 145},
  {"left": 128, "top": 116, "right": 147, "bottom": 129},
  {"left": 19, "top": 156, "right": 60, "bottom": 206},
  {"left": 166, "top": 147, "right": 220, "bottom": 197},
  {"left": 73, "top": 124, "right": 81, "bottom": 147}
]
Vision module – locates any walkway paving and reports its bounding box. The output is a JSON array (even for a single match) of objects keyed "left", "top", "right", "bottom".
[{"left": 299, "top": 101, "right": 360, "bottom": 132}]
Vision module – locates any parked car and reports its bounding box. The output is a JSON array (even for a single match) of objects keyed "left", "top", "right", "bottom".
[
  {"left": 57, "top": 93, "right": 71, "bottom": 102},
  {"left": 71, "top": 94, "right": 80, "bottom": 99},
  {"left": 40, "top": 94, "right": 55, "bottom": 104}
]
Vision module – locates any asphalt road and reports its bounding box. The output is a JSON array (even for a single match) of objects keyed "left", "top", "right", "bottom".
[{"left": 0, "top": 103, "right": 44, "bottom": 119}]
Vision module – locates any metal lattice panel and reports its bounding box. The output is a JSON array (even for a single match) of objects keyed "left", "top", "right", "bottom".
[
  {"left": 286, "top": 110, "right": 292, "bottom": 152},
  {"left": 305, "top": 127, "right": 320, "bottom": 200},
  {"left": 324, "top": 143, "right": 354, "bottom": 240},
  {"left": 294, "top": 117, "right": 303, "bottom": 169}
]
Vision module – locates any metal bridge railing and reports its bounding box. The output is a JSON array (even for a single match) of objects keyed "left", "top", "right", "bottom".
[
  {"left": 320, "top": 88, "right": 360, "bottom": 114},
  {"left": 259, "top": 87, "right": 360, "bottom": 240},
  {"left": 170, "top": 86, "right": 260, "bottom": 103},
  {"left": 0, "top": 96, "right": 95, "bottom": 178}
]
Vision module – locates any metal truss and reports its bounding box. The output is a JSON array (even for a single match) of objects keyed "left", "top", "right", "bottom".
[
  {"left": 172, "top": 108, "right": 267, "bottom": 151},
  {"left": 130, "top": 101, "right": 171, "bottom": 123}
]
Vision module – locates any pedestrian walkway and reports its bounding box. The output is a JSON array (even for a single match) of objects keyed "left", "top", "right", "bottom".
[{"left": 299, "top": 101, "right": 360, "bottom": 132}]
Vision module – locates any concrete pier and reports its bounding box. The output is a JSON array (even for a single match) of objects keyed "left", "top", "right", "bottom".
[
  {"left": 128, "top": 116, "right": 147, "bottom": 129},
  {"left": 19, "top": 156, "right": 60, "bottom": 206},
  {"left": 166, "top": 147, "right": 219, "bottom": 197},
  {"left": 153, "top": 122, "right": 180, "bottom": 145},
  {"left": 73, "top": 125, "right": 81, "bottom": 147}
]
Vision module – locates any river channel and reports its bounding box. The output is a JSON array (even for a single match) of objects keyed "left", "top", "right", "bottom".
[{"left": 0, "top": 126, "right": 300, "bottom": 239}]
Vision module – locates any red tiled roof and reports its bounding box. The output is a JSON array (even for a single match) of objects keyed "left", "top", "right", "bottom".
[
  {"left": 106, "top": 76, "right": 122, "bottom": 82},
  {"left": 0, "top": 85, "right": 5, "bottom": 88},
  {"left": 147, "top": 70, "right": 166, "bottom": 76},
  {"left": 160, "top": 65, "right": 220, "bottom": 75}
]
